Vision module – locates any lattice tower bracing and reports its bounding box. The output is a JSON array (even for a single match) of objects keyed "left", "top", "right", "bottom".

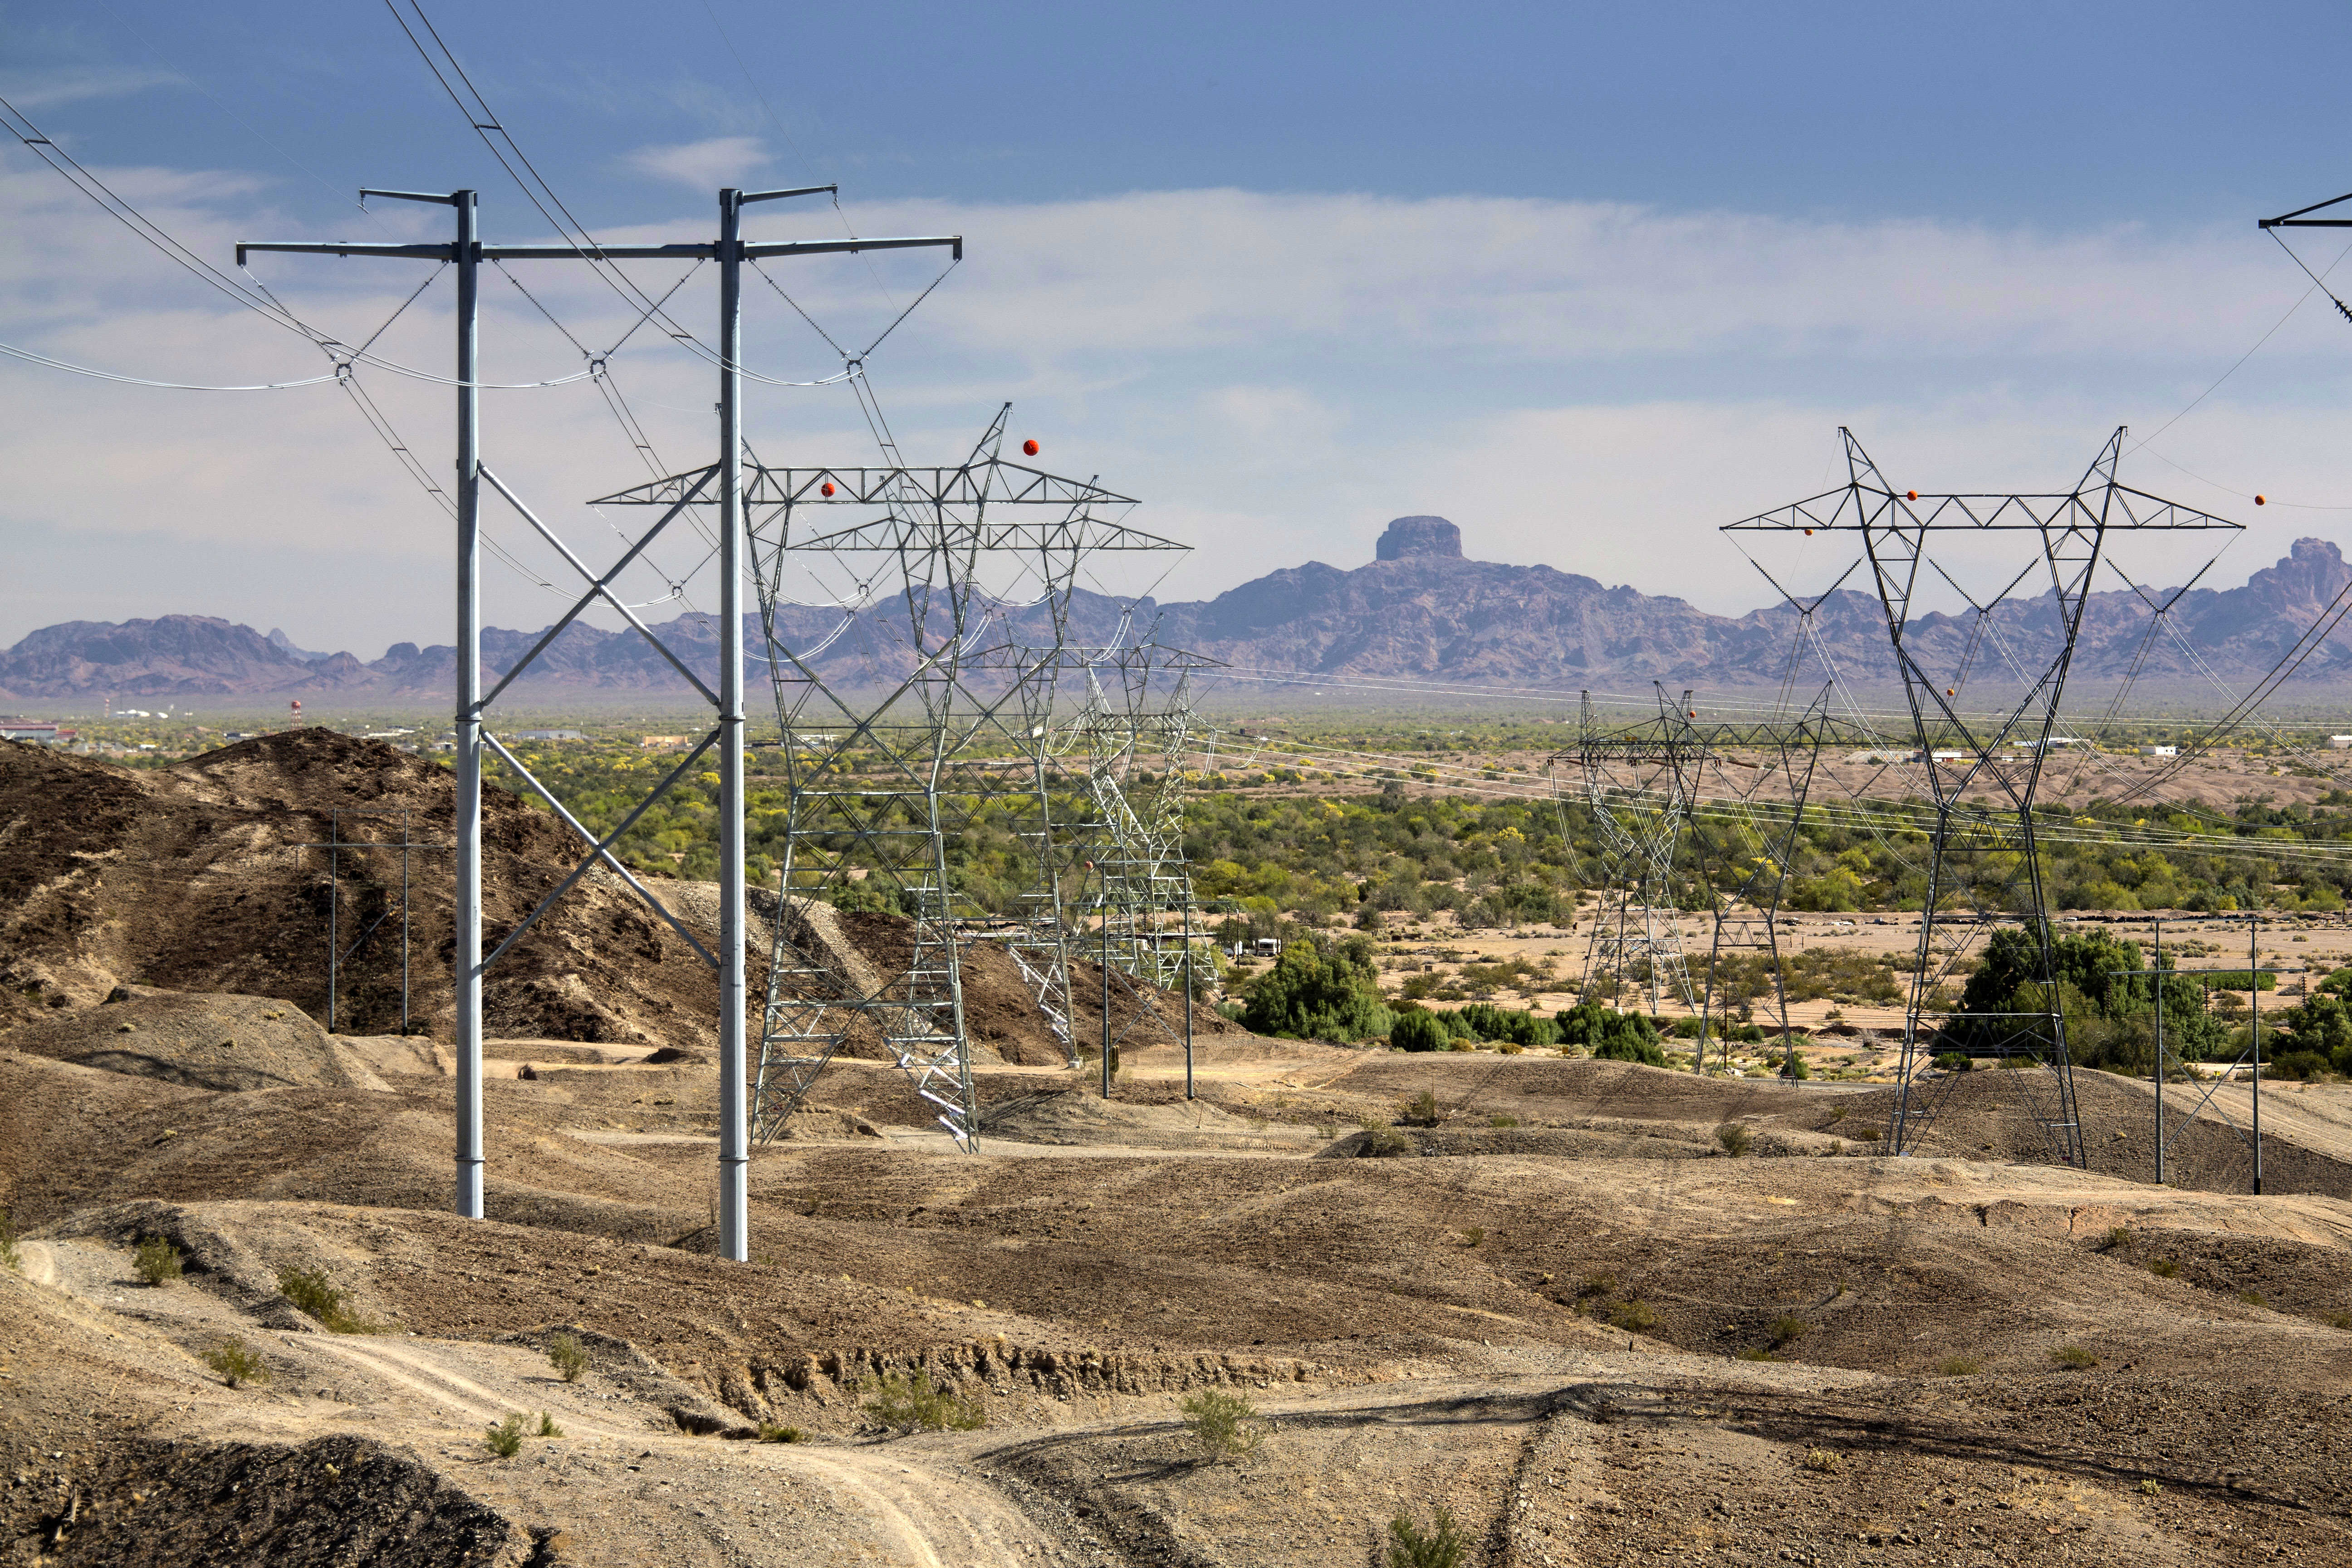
[
  {"left": 1555, "top": 690, "right": 1713, "bottom": 1014},
  {"left": 1068, "top": 654, "right": 1213, "bottom": 998},
  {"left": 1725, "top": 428, "right": 2241, "bottom": 1165},
  {"left": 593, "top": 407, "right": 1181, "bottom": 1147}
]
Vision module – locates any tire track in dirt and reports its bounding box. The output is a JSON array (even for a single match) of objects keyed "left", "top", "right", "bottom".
[{"left": 292, "top": 1331, "right": 1057, "bottom": 1566}]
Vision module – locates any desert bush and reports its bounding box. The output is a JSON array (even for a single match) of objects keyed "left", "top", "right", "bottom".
[
  {"left": 201, "top": 1339, "right": 270, "bottom": 1388},
  {"left": 134, "top": 1237, "right": 182, "bottom": 1287},
  {"left": 1935, "top": 1355, "right": 1983, "bottom": 1376},
  {"left": 535, "top": 1412, "right": 563, "bottom": 1438},
  {"left": 2322, "top": 1309, "right": 2352, "bottom": 1330},
  {"left": 1852, "top": 1126, "right": 1882, "bottom": 1142},
  {"left": 1390, "top": 1009, "right": 1450, "bottom": 1054},
  {"left": 1767, "top": 1314, "right": 1807, "bottom": 1349},
  {"left": 1736, "top": 1347, "right": 1776, "bottom": 1362},
  {"left": 2238, "top": 1289, "right": 2267, "bottom": 1307},
  {"left": 757, "top": 1420, "right": 807, "bottom": 1443},
  {"left": 1932, "top": 1052, "right": 1973, "bottom": 1073},
  {"left": 1802, "top": 1448, "right": 1842, "bottom": 1474},
  {"left": 276, "top": 1264, "right": 376, "bottom": 1333},
  {"left": 2049, "top": 1344, "right": 2098, "bottom": 1370},
  {"left": 2148, "top": 1258, "right": 2179, "bottom": 1279},
  {"left": 485, "top": 1414, "right": 525, "bottom": 1457},
  {"left": 1359, "top": 1127, "right": 1413, "bottom": 1157},
  {"left": 1385, "top": 1505, "right": 1466, "bottom": 1568},
  {"left": 1490, "top": 1114, "right": 1519, "bottom": 1128},
  {"left": 1714, "top": 1122, "right": 1753, "bottom": 1157},
  {"left": 1827, "top": 1103, "right": 1849, "bottom": 1124},
  {"left": 2138, "top": 1478, "right": 2162, "bottom": 1496},
  {"left": 863, "top": 1370, "right": 985, "bottom": 1435},
  {"left": 1557, "top": 1001, "right": 1670, "bottom": 1066},
  {"left": 1609, "top": 1298, "right": 1657, "bottom": 1332},
  {"left": 1780, "top": 1051, "right": 1811, "bottom": 1080},
  {"left": 1397, "top": 1090, "right": 1442, "bottom": 1127},
  {"left": 1178, "top": 1387, "right": 1264, "bottom": 1463},
  {"left": 1577, "top": 1271, "right": 1617, "bottom": 1298},
  {"left": 547, "top": 1331, "right": 590, "bottom": 1383},
  {"left": 1460, "top": 1226, "right": 1485, "bottom": 1248},
  {"left": 2105, "top": 1225, "right": 2133, "bottom": 1252}
]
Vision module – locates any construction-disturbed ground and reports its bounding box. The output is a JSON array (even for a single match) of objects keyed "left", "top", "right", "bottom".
[{"left": 5, "top": 741, "right": 2352, "bottom": 1565}]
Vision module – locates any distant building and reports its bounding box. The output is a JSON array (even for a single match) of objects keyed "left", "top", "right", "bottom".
[
  {"left": 640, "top": 735, "right": 690, "bottom": 750},
  {"left": 510, "top": 729, "right": 586, "bottom": 741},
  {"left": 0, "top": 723, "right": 63, "bottom": 743},
  {"left": 2142, "top": 745, "right": 2178, "bottom": 757},
  {"left": 2332, "top": 736, "right": 2352, "bottom": 750}
]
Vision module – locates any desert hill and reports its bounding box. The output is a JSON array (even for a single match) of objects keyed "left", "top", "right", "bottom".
[{"left": 10, "top": 523, "right": 2352, "bottom": 701}]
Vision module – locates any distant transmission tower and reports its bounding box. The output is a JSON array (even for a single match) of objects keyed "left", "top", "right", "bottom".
[
  {"left": 595, "top": 407, "right": 1184, "bottom": 1147},
  {"left": 1725, "top": 429, "right": 2240, "bottom": 1165}
]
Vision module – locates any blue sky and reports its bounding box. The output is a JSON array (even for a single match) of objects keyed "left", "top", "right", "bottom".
[{"left": 6, "top": 1, "right": 2352, "bottom": 656}]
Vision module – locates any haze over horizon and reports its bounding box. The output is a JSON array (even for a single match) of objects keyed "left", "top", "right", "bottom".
[{"left": 10, "top": 3, "right": 2352, "bottom": 659}]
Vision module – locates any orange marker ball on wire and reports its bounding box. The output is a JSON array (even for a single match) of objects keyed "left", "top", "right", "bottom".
[
  {"left": 1907, "top": 490, "right": 1918, "bottom": 501},
  {"left": 2256, "top": 494, "right": 2267, "bottom": 505},
  {"left": 820, "top": 481, "right": 835, "bottom": 497},
  {"left": 1023, "top": 439, "right": 1040, "bottom": 456},
  {"left": 1803, "top": 528, "right": 1813, "bottom": 536}
]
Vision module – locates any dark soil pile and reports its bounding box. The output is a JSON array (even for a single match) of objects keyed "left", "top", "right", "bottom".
[{"left": 0, "top": 731, "right": 725, "bottom": 1048}]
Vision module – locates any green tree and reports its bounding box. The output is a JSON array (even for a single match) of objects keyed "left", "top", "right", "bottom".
[{"left": 1243, "top": 936, "right": 1394, "bottom": 1042}]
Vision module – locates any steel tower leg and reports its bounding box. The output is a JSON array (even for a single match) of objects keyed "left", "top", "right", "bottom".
[
  {"left": 453, "top": 188, "right": 485, "bottom": 1221},
  {"left": 716, "top": 188, "right": 750, "bottom": 1264}
]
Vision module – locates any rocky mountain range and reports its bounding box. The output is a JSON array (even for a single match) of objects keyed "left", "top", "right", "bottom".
[{"left": 7, "top": 517, "right": 2352, "bottom": 704}]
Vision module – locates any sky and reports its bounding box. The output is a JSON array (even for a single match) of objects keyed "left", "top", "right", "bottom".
[{"left": 7, "top": 1, "right": 2352, "bottom": 658}]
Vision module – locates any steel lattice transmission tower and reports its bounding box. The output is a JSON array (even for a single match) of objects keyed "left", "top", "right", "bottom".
[
  {"left": 1725, "top": 429, "right": 2240, "bottom": 1164},
  {"left": 1557, "top": 689, "right": 1715, "bottom": 1014},
  {"left": 594, "top": 408, "right": 1182, "bottom": 1147},
  {"left": 1070, "top": 651, "right": 1215, "bottom": 995}
]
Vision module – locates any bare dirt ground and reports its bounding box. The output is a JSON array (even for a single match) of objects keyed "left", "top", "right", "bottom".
[
  {"left": 8, "top": 743, "right": 2352, "bottom": 1564},
  {"left": 8, "top": 1024, "right": 2352, "bottom": 1565}
]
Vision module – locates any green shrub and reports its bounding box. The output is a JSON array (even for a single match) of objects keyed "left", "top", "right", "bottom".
[
  {"left": 1577, "top": 1271, "right": 1617, "bottom": 1298},
  {"left": 1715, "top": 1122, "right": 1753, "bottom": 1157},
  {"left": 1460, "top": 1226, "right": 1485, "bottom": 1248},
  {"left": 1932, "top": 1052, "right": 1973, "bottom": 1073},
  {"left": 2148, "top": 1258, "right": 2179, "bottom": 1279},
  {"left": 1177, "top": 1387, "right": 1264, "bottom": 1463},
  {"left": 1397, "top": 1090, "right": 1442, "bottom": 1127},
  {"left": 1802, "top": 1448, "right": 1842, "bottom": 1474},
  {"left": 1768, "top": 1314, "right": 1807, "bottom": 1348},
  {"left": 2105, "top": 1226, "right": 2133, "bottom": 1253},
  {"left": 1390, "top": 1008, "right": 1449, "bottom": 1053},
  {"left": 534, "top": 1411, "right": 563, "bottom": 1438},
  {"left": 547, "top": 1331, "right": 590, "bottom": 1383},
  {"left": 1386, "top": 1505, "right": 1467, "bottom": 1568},
  {"left": 2049, "top": 1344, "right": 2097, "bottom": 1370},
  {"left": 1489, "top": 1114, "right": 1519, "bottom": 1128},
  {"left": 201, "top": 1339, "right": 270, "bottom": 1388},
  {"left": 1242, "top": 936, "right": 1393, "bottom": 1042},
  {"left": 2320, "top": 1309, "right": 2352, "bottom": 1330},
  {"left": 1780, "top": 1050, "right": 1811, "bottom": 1080},
  {"left": 1359, "top": 1127, "right": 1414, "bottom": 1157},
  {"left": 757, "top": 1420, "right": 807, "bottom": 1443},
  {"left": 276, "top": 1264, "right": 376, "bottom": 1333},
  {"left": 1609, "top": 1298, "right": 1657, "bottom": 1332},
  {"left": 134, "top": 1237, "right": 182, "bottom": 1287},
  {"left": 1557, "top": 1001, "right": 1670, "bottom": 1065},
  {"left": 863, "top": 1370, "right": 985, "bottom": 1435},
  {"left": 485, "top": 1413, "right": 525, "bottom": 1457},
  {"left": 1935, "top": 1355, "right": 1982, "bottom": 1376}
]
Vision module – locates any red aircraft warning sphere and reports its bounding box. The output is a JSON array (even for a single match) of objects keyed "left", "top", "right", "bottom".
[
  {"left": 2256, "top": 495, "right": 2267, "bottom": 505},
  {"left": 1022, "top": 439, "right": 1039, "bottom": 456},
  {"left": 1906, "top": 490, "right": 1918, "bottom": 501},
  {"left": 821, "top": 481, "right": 835, "bottom": 497}
]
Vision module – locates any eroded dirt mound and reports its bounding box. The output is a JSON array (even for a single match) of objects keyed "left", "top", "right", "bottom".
[
  {"left": 0, "top": 985, "right": 435, "bottom": 1092},
  {"left": 0, "top": 730, "right": 727, "bottom": 1049}
]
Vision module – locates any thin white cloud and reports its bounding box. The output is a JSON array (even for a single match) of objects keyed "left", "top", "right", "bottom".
[
  {"left": 0, "top": 66, "right": 183, "bottom": 111},
  {"left": 620, "top": 136, "right": 772, "bottom": 192}
]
